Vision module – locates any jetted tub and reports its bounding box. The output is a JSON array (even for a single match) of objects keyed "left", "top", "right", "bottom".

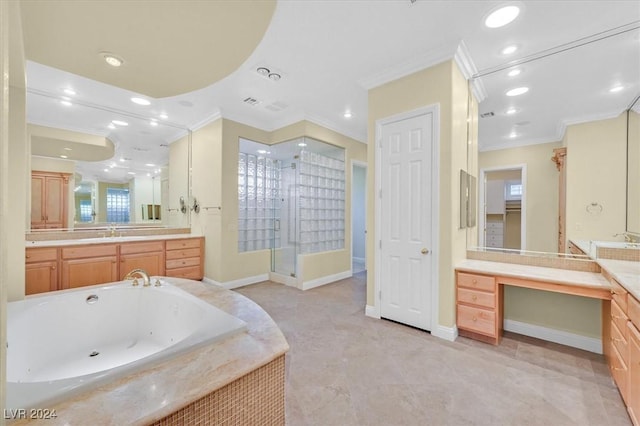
[{"left": 7, "top": 279, "right": 247, "bottom": 410}]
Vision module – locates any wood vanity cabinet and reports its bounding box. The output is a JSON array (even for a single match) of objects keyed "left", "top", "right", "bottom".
[
  {"left": 609, "top": 279, "right": 630, "bottom": 405},
  {"left": 25, "top": 247, "right": 59, "bottom": 294},
  {"left": 31, "top": 171, "right": 70, "bottom": 229},
  {"left": 165, "top": 237, "right": 204, "bottom": 280},
  {"left": 626, "top": 295, "right": 640, "bottom": 424},
  {"left": 61, "top": 244, "right": 119, "bottom": 290},
  {"left": 456, "top": 272, "right": 502, "bottom": 345},
  {"left": 119, "top": 241, "right": 165, "bottom": 279}
]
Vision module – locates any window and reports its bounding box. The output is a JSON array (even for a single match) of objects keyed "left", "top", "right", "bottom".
[
  {"left": 79, "top": 199, "right": 93, "bottom": 222},
  {"left": 106, "top": 187, "right": 130, "bottom": 223},
  {"left": 506, "top": 181, "right": 522, "bottom": 200}
]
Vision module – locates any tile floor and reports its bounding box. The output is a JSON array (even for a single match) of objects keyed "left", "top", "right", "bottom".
[{"left": 235, "top": 272, "right": 631, "bottom": 426}]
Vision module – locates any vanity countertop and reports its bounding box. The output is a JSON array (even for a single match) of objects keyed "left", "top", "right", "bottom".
[
  {"left": 456, "top": 259, "right": 611, "bottom": 290},
  {"left": 25, "top": 233, "right": 203, "bottom": 247},
  {"left": 597, "top": 259, "right": 640, "bottom": 300},
  {"left": 12, "top": 278, "right": 289, "bottom": 426}
]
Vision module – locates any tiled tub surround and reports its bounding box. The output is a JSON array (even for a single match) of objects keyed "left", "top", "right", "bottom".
[{"left": 10, "top": 278, "right": 289, "bottom": 425}]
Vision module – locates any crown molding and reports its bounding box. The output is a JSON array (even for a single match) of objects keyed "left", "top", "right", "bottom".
[
  {"left": 188, "top": 109, "right": 222, "bottom": 132},
  {"left": 556, "top": 108, "right": 626, "bottom": 138},
  {"left": 357, "top": 40, "right": 461, "bottom": 90},
  {"left": 303, "top": 113, "right": 367, "bottom": 144},
  {"left": 453, "top": 40, "right": 486, "bottom": 103},
  {"left": 479, "top": 136, "right": 562, "bottom": 153}
]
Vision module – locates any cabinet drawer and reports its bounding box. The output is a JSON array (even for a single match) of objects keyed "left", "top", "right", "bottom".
[
  {"left": 629, "top": 295, "right": 640, "bottom": 329},
  {"left": 457, "top": 304, "right": 496, "bottom": 337},
  {"left": 166, "top": 257, "right": 200, "bottom": 269},
  {"left": 612, "top": 299, "right": 629, "bottom": 340},
  {"left": 166, "top": 265, "right": 202, "bottom": 280},
  {"left": 120, "top": 241, "right": 164, "bottom": 255},
  {"left": 486, "top": 227, "right": 504, "bottom": 236},
  {"left": 457, "top": 272, "right": 495, "bottom": 292},
  {"left": 166, "top": 247, "right": 201, "bottom": 260},
  {"left": 611, "top": 319, "right": 628, "bottom": 364},
  {"left": 25, "top": 247, "right": 57, "bottom": 263},
  {"left": 457, "top": 287, "right": 495, "bottom": 309},
  {"left": 486, "top": 222, "right": 503, "bottom": 229},
  {"left": 62, "top": 244, "right": 117, "bottom": 259},
  {"left": 611, "top": 342, "right": 629, "bottom": 402},
  {"left": 166, "top": 238, "right": 201, "bottom": 251},
  {"left": 611, "top": 279, "right": 628, "bottom": 313}
]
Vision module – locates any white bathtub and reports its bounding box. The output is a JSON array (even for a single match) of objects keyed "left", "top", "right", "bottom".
[{"left": 7, "top": 279, "right": 247, "bottom": 410}]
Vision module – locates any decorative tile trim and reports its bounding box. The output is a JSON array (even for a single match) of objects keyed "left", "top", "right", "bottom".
[
  {"left": 466, "top": 250, "right": 600, "bottom": 272},
  {"left": 597, "top": 247, "right": 640, "bottom": 262}
]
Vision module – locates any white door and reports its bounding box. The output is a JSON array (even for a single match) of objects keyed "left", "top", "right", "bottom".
[{"left": 379, "top": 112, "right": 434, "bottom": 331}]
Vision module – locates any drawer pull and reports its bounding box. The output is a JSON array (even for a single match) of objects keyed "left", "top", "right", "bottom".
[
  {"left": 472, "top": 316, "right": 477, "bottom": 322},
  {"left": 611, "top": 337, "right": 624, "bottom": 343},
  {"left": 612, "top": 314, "right": 626, "bottom": 320},
  {"left": 472, "top": 295, "right": 477, "bottom": 301},
  {"left": 472, "top": 279, "right": 477, "bottom": 284},
  {"left": 610, "top": 366, "right": 624, "bottom": 371}
]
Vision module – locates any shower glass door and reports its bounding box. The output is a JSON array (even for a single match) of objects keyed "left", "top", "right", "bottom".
[{"left": 271, "top": 160, "right": 298, "bottom": 277}]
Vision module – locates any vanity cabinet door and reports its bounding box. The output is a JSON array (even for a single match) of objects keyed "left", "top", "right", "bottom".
[
  {"left": 31, "top": 172, "right": 69, "bottom": 229},
  {"left": 25, "top": 261, "right": 58, "bottom": 294},
  {"left": 61, "top": 256, "right": 119, "bottom": 289},
  {"left": 119, "top": 241, "right": 165, "bottom": 280},
  {"left": 628, "top": 322, "right": 640, "bottom": 424}
]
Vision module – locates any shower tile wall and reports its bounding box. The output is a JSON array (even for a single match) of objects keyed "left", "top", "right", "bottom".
[
  {"left": 298, "top": 150, "right": 345, "bottom": 254},
  {"left": 238, "top": 153, "right": 280, "bottom": 253}
]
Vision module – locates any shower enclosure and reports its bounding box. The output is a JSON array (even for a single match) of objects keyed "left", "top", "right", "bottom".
[{"left": 238, "top": 137, "right": 345, "bottom": 285}]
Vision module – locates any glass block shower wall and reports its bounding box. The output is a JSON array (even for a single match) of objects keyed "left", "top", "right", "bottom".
[
  {"left": 238, "top": 153, "right": 281, "bottom": 252},
  {"left": 298, "top": 150, "right": 345, "bottom": 254}
]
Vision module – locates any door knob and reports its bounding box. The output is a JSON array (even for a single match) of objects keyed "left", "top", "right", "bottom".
[{"left": 421, "top": 248, "right": 429, "bottom": 255}]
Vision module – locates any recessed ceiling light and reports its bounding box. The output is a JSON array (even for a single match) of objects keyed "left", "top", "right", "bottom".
[
  {"left": 268, "top": 73, "right": 281, "bottom": 81},
  {"left": 119, "top": 158, "right": 125, "bottom": 162},
  {"left": 344, "top": 111, "right": 352, "bottom": 119},
  {"left": 108, "top": 123, "right": 116, "bottom": 130},
  {"left": 506, "top": 107, "right": 519, "bottom": 115},
  {"left": 257, "top": 67, "right": 270, "bottom": 76},
  {"left": 298, "top": 142, "right": 307, "bottom": 147},
  {"left": 60, "top": 100, "right": 72, "bottom": 106},
  {"left": 145, "top": 163, "right": 155, "bottom": 167},
  {"left": 257, "top": 149, "right": 268, "bottom": 154},
  {"left": 110, "top": 163, "right": 116, "bottom": 168},
  {"left": 506, "top": 87, "right": 529, "bottom": 97},
  {"left": 485, "top": 5, "right": 520, "bottom": 28},
  {"left": 101, "top": 52, "right": 124, "bottom": 67},
  {"left": 150, "top": 121, "right": 158, "bottom": 126},
  {"left": 60, "top": 155, "right": 68, "bottom": 159},
  {"left": 64, "top": 147, "right": 72, "bottom": 151},
  {"left": 63, "top": 88, "right": 76, "bottom": 96},
  {"left": 127, "top": 172, "right": 136, "bottom": 175},
  {"left": 501, "top": 45, "right": 518, "bottom": 55},
  {"left": 104, "top": 168, "right": 109, "bottom": 172},
  {"left": 112, "top": 120, "right": 129, "bottom": 126},
  {"left": 131, "top": 97, "right": 151, "bottom": 106},
  {"left": 507, "top": 69, "right": 521, "bottom": 77},
  {"left": 509, "top": 132, "right": 518, "bottom": 138},
  {"left": 610, "top": 85, "right": 624, "bottom": 93},
  {"left": 159, "top": 113, "right": 168, "bottom": 120},
  {"left": 147, "top": 173, "right": 151, "bottom": 177}
]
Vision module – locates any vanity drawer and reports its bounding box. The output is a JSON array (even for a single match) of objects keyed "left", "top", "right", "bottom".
[
  {"left": 457, "top": 287, "right": 495, "bottom": 309},
  {"left": 120, "top": 241, "right": 164, "bottom": 255},
  {"left": 25, "top": 247, "right": 57, "bottom": 263},
  {"left": 611, "top": 279, "right": 628, "bottom": 313},
  {"left": 166, "top": 247, "right": 201, "bottom": 260},
  {"left": 457, "top": 272, "right": 495, "bottom": 292},
  {"left": 166, "top": 238, "right": 201, "bottom": 251},
  {"left": 611, "top": 319, "right": 629, "bottom": 364},
  {"left": 486, "top": 227, "right": 504, "bottom": 236},
  {"left": 166, "top": 257, "right": 200, "bottom": 269},
  {"left": 62, "top": 244, "right": 117, "bottom": 259},
  {"left": 611, "top": 342, "right": 629, "bottom": 402},
  {"left": 612, "top": 299, "right": 629, "bottom": 340},
  {"left": 166, "top": 265, "right": 202, "bottom": 280},
  {"left": 457, "top": 304, "right": 496, "bottom": 337},
  {"left": 486, "top": 222, "right": 503, "bottom": 229},
  {"left": 629, "top": 295, "right": 640, "bottom": 328}
]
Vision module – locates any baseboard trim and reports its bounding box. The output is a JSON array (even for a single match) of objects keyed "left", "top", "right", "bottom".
[
  {"left": 431, "top": 324, "right": 458, "bottom": 342},
  {"left": 365, "top": 304, "right": 380, "bottom": 319},
  {"left": 504, "top": 319, "right": 602, "bottom": 354},
  {"left": 202, "top": 274, "right": 269, "bottom": 290},
  {"left": 301, "top": 270, "right": 352, "bottom": 291},
  {"left": 268, "top": 272, "right": 299, "bottom": 287}
]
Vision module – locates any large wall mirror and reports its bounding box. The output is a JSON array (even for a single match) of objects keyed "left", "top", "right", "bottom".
[
  {"left": 628, "top": 97, "right": 640, "bottom": 235},
  {"left": 469, "top": 24, "right": 639, "bottom": 256},
  {"left": 26, "top": 62, "right": 192, "bottom": 232}
]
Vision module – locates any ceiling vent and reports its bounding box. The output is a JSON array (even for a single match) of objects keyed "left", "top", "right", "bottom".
[
  {"left": 243, "top": 97, "right": 260, "bottom": 106},
  {"left": 480, "top": 112, "right": 495, "bottom": 118}
]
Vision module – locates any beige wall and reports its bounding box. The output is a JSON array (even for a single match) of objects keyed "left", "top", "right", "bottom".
[
  {"left": 367, "top": 60, "right": 475, "bottom": 329},
  {"left": 167, "top": 134, "right": 191, "bottom": 228},
  {"left": 565, "top": 113, "right": 627, "bottom": 243},
  {"left": 629, "top": 109, "right": 640, "bottom": 234},
  {"left": 479, "top": 141, "right": 561, "bottom": 253}
]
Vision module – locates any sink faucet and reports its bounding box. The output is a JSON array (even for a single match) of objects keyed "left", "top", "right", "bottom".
[
  {"left": 109, "top": 224, "right": 117, "bottom": 237},
  {"left": 613, "top": 233, "right": 633, "bottom": 243},
  {"left": 125, "top": 269, "right": 150, "bottom": 287}
]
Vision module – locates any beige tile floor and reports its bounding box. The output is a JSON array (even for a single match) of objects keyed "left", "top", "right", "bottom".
[{"left": 235, "top": 272, "right": 632, "bottom": 426}]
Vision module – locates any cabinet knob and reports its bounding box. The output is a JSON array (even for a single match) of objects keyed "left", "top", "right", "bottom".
[
  {"left": 51, "top": 266, "right": 56, "bottom": 270},
  {"left": 472, "top": 316, "right": 477, "bottom": 322},
  {"left": 472, "top": 295, "right": 477, "bottom": 301},
  {"left": 472, "top": 279, "right": 477, "bottom": 284}
]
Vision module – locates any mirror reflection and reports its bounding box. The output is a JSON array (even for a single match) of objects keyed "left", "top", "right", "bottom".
[
  {"left": 26, "top": 64, "right": 192, "bottom": 231},
  {"left": 472, "top": 25, "right": 640, "bottom": 258}
]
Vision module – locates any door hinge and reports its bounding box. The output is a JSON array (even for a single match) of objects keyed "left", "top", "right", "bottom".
[
  {"left": 379, "top": 189, "right": 382, "bottom": 198},
  {"left": 379, "top": 290, "right": 382, "bottom": 300},
  {"left": 379, "top": 240, "right": 382, "bottom": 249}
]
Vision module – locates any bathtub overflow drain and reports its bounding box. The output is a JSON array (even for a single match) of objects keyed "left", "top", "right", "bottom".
[
  {"left": 86, "top": 295, "right": 99, "bottom": 304},
  {"left": 89, "top": 351, "right": 100, "bottom": 357}
]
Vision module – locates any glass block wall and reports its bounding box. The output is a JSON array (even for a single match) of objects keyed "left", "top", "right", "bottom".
[
  {"left": 298, "top": 150, "right": 345, "bottom": 254},
  {"left": 238, "top": 153, "right": 281, "bottom": 252}
]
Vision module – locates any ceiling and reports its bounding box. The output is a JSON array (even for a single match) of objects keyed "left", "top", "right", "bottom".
[{"left": 20, "top": 1, "right": 640, "bottom": 182}]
